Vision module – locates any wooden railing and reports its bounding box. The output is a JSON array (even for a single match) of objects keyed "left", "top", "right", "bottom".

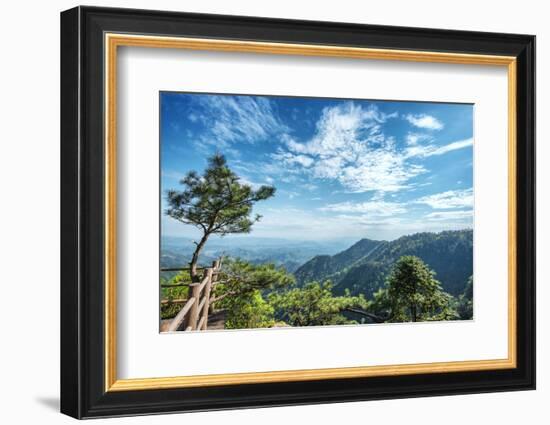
[{"left": 165, "top": 259, "right": 222, "bottom": 332}]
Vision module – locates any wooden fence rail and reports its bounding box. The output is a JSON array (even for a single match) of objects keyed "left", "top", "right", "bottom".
[
  {"left": 166, "top": 259, "right": 222, "bottom": 332},
  {"left": 160, "top": 266, "right": 207, "bottom": 272}
]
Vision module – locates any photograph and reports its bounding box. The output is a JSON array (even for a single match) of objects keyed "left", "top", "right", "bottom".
[{"left": 159, "top": 92, "right": 474, "bottom": 332}]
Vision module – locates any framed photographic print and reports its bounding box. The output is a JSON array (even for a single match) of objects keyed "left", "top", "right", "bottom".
[{"left": 60, "top": 6, "right": 536, "bottom": 419}]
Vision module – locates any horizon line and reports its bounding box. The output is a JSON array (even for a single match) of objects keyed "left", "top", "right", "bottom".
[{"left": 162, "top": 227, "right": 473, "bottom": 244}]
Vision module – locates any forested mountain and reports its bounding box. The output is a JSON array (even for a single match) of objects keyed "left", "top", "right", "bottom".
[
  {"left": 294, "top": 230, "right": 473, "bottom": 297},
  {"left": 292, "top": 238, "right": 385, "bottom": 286}
]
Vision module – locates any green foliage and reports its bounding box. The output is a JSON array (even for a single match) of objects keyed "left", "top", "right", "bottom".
[
  {"left": 385, "top": 256, "right": 458, "bottom": 322},
  {"left": 220, "top": 290, "right": 275, "bottom": 329},
  {"left": 161, "top": 271, "right": 190, "bottom": 298},
  {"left": 337, "top": 261, "right": 388, "bottom": 298},
  {"left": 369, "top": 287, "right": 392, "bottom": 319},
  {"left": 457, "top": 276, "right": 474, "bottom": 320},
  {"left": 160, "top": 270, "right": 192, "bottom": 319},
  {"left": 161, "top": 303, "right": 182, "bottom": 320},
  {"left": 213, "top": 258, "right": 295, "bottom": 302},
  {"left": 269, "top": 281, "right": 369, "bottom": 327},
  {"left": 213, "top": 258, "right": 295, "bottom": 329}
]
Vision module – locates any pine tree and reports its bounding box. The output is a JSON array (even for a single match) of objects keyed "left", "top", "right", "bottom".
[
  {"left": 165, "top": 153, "right": 275, "bottom": 283},
  {"left": 386, "top": 255, "right": 457, "bottom": 322}
]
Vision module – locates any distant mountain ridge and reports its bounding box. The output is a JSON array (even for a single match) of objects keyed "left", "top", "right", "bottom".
[
  {"left": 294, "top": 229, "right": 473, "bottom": 297},
  {"left": 161, "top": 236, "right": 355, "bottom": 273}
]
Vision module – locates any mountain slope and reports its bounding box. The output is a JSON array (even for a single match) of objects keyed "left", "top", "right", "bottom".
[
  {"left": 292, "top": 238, "right": 384, "bottom": 285},
  {"left": 294, "top": 230, "right": 473, "bottom": 297}
]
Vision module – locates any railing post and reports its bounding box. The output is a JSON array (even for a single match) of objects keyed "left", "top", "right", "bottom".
[
  {"left": 208, "top": 260, "right": 220, "bottom": 315},
  {"left": 186, "top": 282, "right": 201, "bottom": 330},
  {"left": 200, "top": 266, "right": 215, "bottom": 330}
]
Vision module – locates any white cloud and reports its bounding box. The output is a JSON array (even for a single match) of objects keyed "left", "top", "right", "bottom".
[
  {"left": 302, "top": 183, "right": 318, "bottom": 191},
  {"left": 405, "top": 114, "right": 444, "bottom": 130},
  {"left": 425, "top": 210, "right": 473, "bottom": 221},
  {"left": 335, "top": 215, "right": 407, "bottom": 228},
  {"left": 252, "top": 207, "right": 414, "bottom": 240},
  {"left": 238, "top": 176, "right": 267, "bottom": 190},
  {"left": 319, "top": 200, "right": 407, "bottom": 216},
  {"left": 286, "top": 191, "right": 299, "bottom": 199},
  {"left": 415, "top": 188, "right": 473, "bottom": 209},
  {"left": 165, "top": 207, "right": 471, "bottom": 241},
  {"left": 253, "top": 204, "right": 471, "bottom": 240},
  {"left": 404, "top": 138, "right": 473, "bottom": 158},
  {"left": 194, "top": 99, "right": 469, "bottom": 200},
  {"left": 405, "top": 132, "right": 431, "bottom": 146},
  {"left": 285, "top": 103, "right": 397, "bottom": 157},
  {"left": 193, "top": 95, "right": 289, "bottom": 146},
  {"left": 271, "top": 150, "right": 314, "bottom": 168},
  {"left": 161, "top": 170, "right": 185, "bottom": 180},
  {"left": 427, "top": 138, "right": 473, "bottom": 156},
  {"left": 339, "top": 156, "right": 426, "bottom": 193},
  {"left": 280, "top": 102, "right": 423, "bottom": 193},
  {"left": 280, "top": 134, "right": 308, "bottom": 153}
]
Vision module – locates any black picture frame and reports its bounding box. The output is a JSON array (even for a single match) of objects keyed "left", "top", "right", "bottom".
[{"left": 61, "top": 5, "right": 535, "bottom": 419}]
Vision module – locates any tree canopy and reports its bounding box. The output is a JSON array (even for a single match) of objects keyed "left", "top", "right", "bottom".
[
  {"left": 269, "top": 281, "right": 369, "bottom": 327},
  {"left": 212, "top": 259, "right": 294, "bottom": 329},
  {"left": 385, "top": 255, "right": 457, "bottom": 322},
  {"left": 212, "top": 258, "right": 295, "bottom": 304},
  {"left": 165, "top": 153, "right": 275, "bottom": 282}
]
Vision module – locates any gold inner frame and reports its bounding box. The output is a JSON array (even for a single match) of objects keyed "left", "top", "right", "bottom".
[{"left": 104, "top": 33, "right": 517, "bottom": 392}]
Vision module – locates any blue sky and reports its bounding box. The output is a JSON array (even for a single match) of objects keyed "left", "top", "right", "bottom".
[{"left": 161, "top": 92, "right": 473, "bottom": 241}]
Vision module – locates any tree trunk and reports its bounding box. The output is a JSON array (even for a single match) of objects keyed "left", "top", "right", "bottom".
[{"left": 189, "top": 233, "right": 209, "bottom": 283}]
